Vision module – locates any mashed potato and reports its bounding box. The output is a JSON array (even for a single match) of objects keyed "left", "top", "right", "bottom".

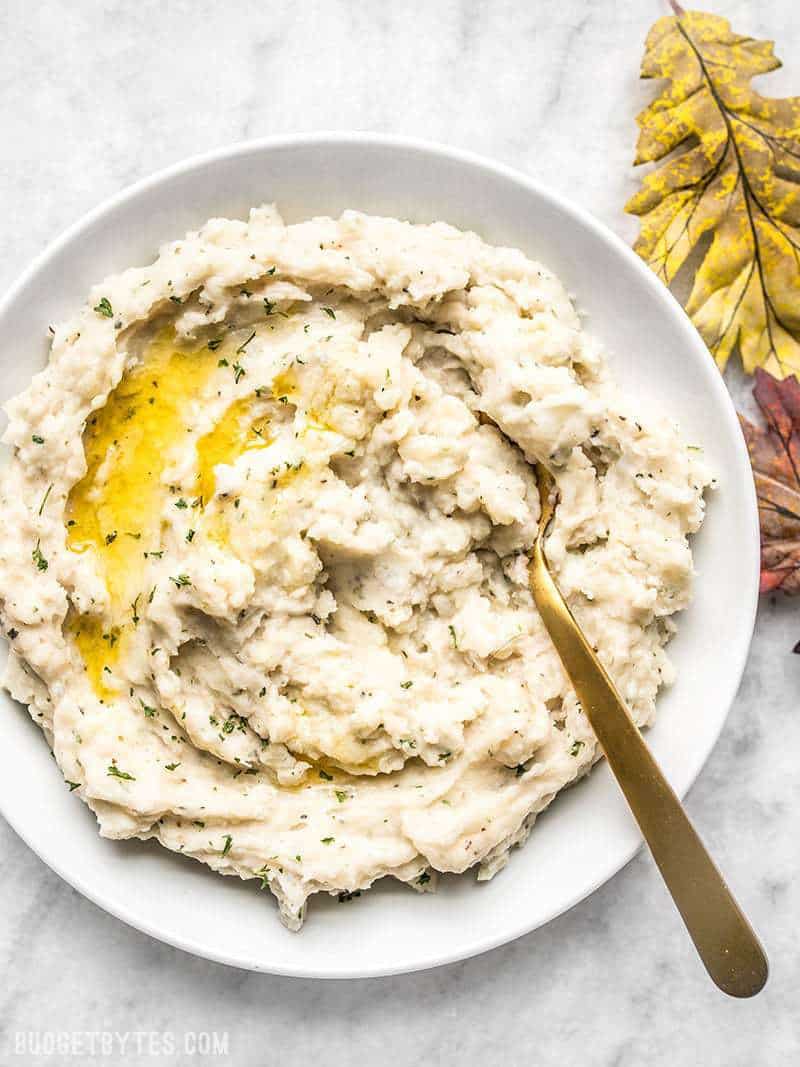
[{"left": 0, "top": 207, "right": 711, "bottom": 927}]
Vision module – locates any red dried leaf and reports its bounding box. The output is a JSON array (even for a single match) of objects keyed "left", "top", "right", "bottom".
[{"left": 740, "top": 368, "right": 800, "bottom": 594}]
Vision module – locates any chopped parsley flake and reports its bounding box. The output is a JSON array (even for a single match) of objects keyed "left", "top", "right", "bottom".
[
  {"left": 400, "top": 680, "right": 413, "bottom": 689},
  {"left": 208, "top": 338, "right": 223, "bottom": 351},
  {"left": 107, "top": 764, "right": 135, "bottom": 781},
  {"left": 38, "top": 484, "right": 53, "bottom": 516},
  {"left": 174, "top": 498, "right": 188, "bottom": 509},
  {"left": 169, "top": 574, "right": 191, "bottom": 588},
  {"left": 321, "top": 836, "right": 334, "bottom": 845},
  {"left": 94, "top": 297, "right": 113, "bottom": 318},
  {"left": 32, "top": 541, "right": 48, "bottom": 571},
  {"left": 164, "top": 762, "right": 181, "bottom": 771},
  {"left": 319, "top": 769, "right": 333, "bottom": 781},
  {"left": 322, "top": 307, "right": 336, "bottom": 319},
  {"left": 221, "top": 834, "right": 233, "bottom": 857},
  {"left": 31, "top": 434, "right": 44, "bottom": 444},
  {"left": 236, "top": 330, "right": 255, "bottom": 355},
  {"left": 448, "top": 624, "right": 458, "bottom": 649},
  {"left": 570, "top": 740, "right": 585, "bottom": 757}
]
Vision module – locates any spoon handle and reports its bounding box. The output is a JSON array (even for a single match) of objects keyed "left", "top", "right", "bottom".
[{"left": 529, "top": 545, "right": 768, "bottom": 998}]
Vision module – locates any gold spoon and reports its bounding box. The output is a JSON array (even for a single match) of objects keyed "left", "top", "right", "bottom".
[{"left": 529, "top": 462, "right": 768, "bottom": 998}]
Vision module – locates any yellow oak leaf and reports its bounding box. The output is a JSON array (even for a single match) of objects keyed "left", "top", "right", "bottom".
[{"left": 626, "top": 4, "right": 800, "bottom": 378}]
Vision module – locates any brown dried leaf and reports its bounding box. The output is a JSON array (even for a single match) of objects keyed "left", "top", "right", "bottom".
[{"left": 740, "top": 368, "right": 800, "bottom": 593}]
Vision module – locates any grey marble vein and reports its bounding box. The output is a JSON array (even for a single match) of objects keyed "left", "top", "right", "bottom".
[{"left": 1, "top": 1, "right": 799, "bottom": 1064}]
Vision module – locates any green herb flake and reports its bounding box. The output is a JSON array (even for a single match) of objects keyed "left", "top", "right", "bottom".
[
  {"left": 32, "top": 540, "right": 48, "bottom": 572},
  {"left": 169, "top": 574, "right": 191, "bottom": 588},
  {"left": 335, "top": 790, "right": 348, "bottom": 803},
  {"left": 570, "top": 740, "right": 585, "bottom": 757},
  {"left": 165, "top": 762, "right": 181, "bottom": 771},
  {"left": 319, "top": 769, "right": 333, "bottom": 781},
  {"left": 107, "top": 764, "right": 135, "bottom": 781},
  {"left": 66, "top": 781, "right": 80, "bottom": 792},
  {"left": 321, "top": 836, "right": 335, "bottom": 845},
  {"left": 38, "top": 484, "right": 53, "bottom": 517},
  {"left": 208, "top": 338, "right": 223, "bottom": 351},
  {"left": 400, "top": 680, "right": 413, "bottom": 689},
  {"left": 94, "top": 297, "right": 114, "bottom": 318},
  {"left": 236, "top": 330, "right": 256, "bottom": 355},
  {"left": 322, "top": 307, "right": 336, "bottom": 319},
  {"left": 174, "top": 498, "right": 188, "bottom": 509},
  {"left": 221, "top": 834, "right": 233, "bottom": 857},
  {"left": 448, "top": 624, "right": 458, "bottom": 649},
  {"left": 31, "top": 434, "right": 45, "bottom": 444}
]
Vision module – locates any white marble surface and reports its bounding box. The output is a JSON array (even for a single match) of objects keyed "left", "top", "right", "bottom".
[{"left": 1, "top": 1, "right": 799, "bottom": 1063}]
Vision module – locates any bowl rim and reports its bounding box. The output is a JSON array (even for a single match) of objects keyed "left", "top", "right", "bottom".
[{"left": 0, "top": 131, "right": 760, "bottom": 978}]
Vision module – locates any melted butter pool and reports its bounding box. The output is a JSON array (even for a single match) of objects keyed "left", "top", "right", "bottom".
[
  {"left": 65, "top": 327, "right": 271, "bottom": 697},
  {"left": 195, "top": 396, "right": 272, "bottom": 505},
  {"left": 65, "top": 613, "right": 122, "bottom": 704},
  {"left": 66, "top": 328, "right": 221, "bottom": 607}
]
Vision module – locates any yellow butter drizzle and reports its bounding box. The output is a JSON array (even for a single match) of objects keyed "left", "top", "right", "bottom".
[
  {"left": 66, "top": 328, "right": 221, "bottom": 605},
  {"left": 64, "top": 328, "right": 260, "bottom": 697},
  {"left": 65, "top": 614, "right": 121, "bottom": 704},
  {"left": 65, "top": 324, "right": 287, "bottom": 699},
  {"left": 195, "top": 396, "right": 272, "bottom": 505}
]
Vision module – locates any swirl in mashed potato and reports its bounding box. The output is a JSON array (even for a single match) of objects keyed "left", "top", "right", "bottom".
[{"left": 0, "top": 207, "right": 711, "bottom": 928}]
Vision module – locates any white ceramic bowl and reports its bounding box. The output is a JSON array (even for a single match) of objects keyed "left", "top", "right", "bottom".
[{"left": 0, "top": 134, "right": 759, "bottom": 978}]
